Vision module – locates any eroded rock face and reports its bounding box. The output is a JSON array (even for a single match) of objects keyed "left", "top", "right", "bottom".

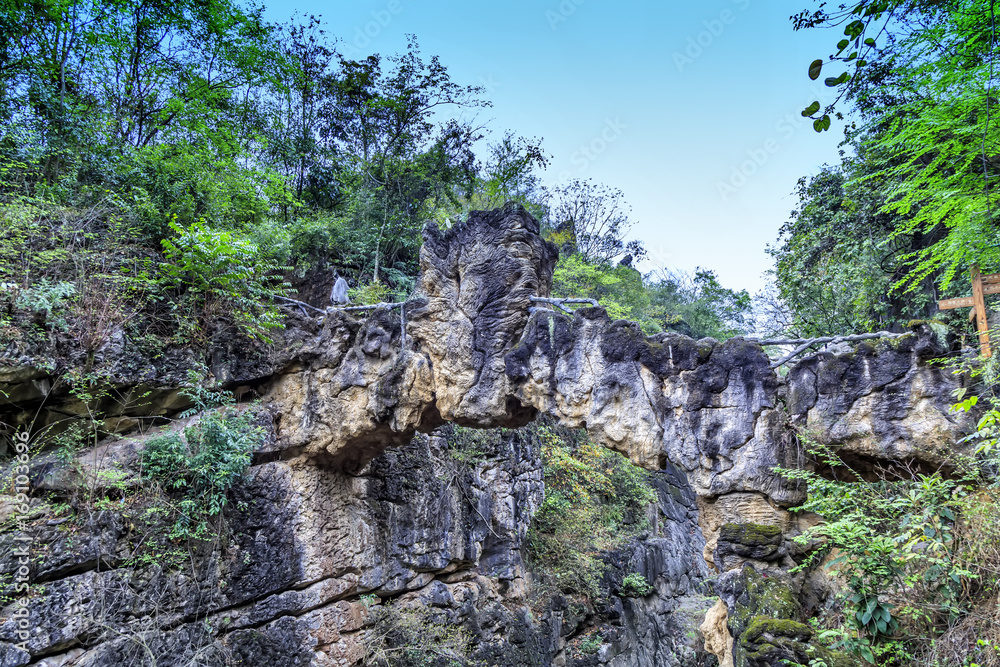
[
  {"left": 506, "top": 314, "right": 801, "bottom": 506},
  {"left": 0, "top": 204, "right": 972, "bottom": 666},
  {"left": 786, "top": 332, "right": 966, "bottom": 477},
  {"left": 264, "top": 203, "right": 968, "bottom": 514},
  {"left": 0, "top": 426, "right": 715, "bottom": 667}
]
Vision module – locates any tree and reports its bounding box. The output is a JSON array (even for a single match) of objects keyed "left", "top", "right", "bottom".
[
  {"left": 551, "top": 253, "right": 649, "bottom": 321},
  {"left": 472, "top": 131, "right": 549, "bottom": 213},
  {"left": 91, "top": 0, "right": 274, "bottom": 150},
  {"left": 0, "top": 0, "right": 278, "bottom": 193},
  {"left": 546, "top": 179, "right": 646, "bottom": 265},
  {"left": 330, "top": 37, "right": 490, "bottom": 283},
  {"left": 794, "top": 0, "right": 1000, "bottom": 297},
  {"left": 263, "top": 15, "right": 341, "bottom": 213},
  {"left": 644, "top": 268, "right": 752, "bottom": 339},
  {"left": 767, "top": 152, "right": 941, "bottom": 336}
]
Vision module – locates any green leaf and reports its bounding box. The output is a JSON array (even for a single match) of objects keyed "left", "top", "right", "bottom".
[
  {"left": 825, "top": 77, "right": 841, "bottom": 87},
  {"left": 802, "top": 101, "right": 821, "bottom": 117},
  {"left": 845, "top": 20, "right": 865, "bottom": 37},
  {"left": 837, "top": 38, "right": 850, "bottom": 51},
  {"left": 862, "top": 609, "right": 873, "bottom": 626},
  {"left": 864, "top": 37, "right": 876, "bottom": 46},
  {"left": 809, "top": 59, "right": 823, "bottom": 80}
]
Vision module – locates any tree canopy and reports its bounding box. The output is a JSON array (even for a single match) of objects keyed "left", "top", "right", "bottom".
[{"left": 773, "top": 0, "right": 1000, "bottom": 335}]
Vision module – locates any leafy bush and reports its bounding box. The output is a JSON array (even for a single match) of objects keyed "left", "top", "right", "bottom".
[
  {"left": 551, "top": 253, "right": 648, "bottom": 321},
  {"left": 141, "top": 407, "right": 263, "bottom": 540},
  {"left": 120, "top": 144, "right": 286, "bottom": 238},
  {"left": 160, "top": 217, "right": 289, "bottom": 342},
  {"left": 526, "top": 425, "right": 656, "bottom": 601},
  {"left": 549, "top": 254, "right": 751, "bottom": 339},
  {"left": 576, "top": 632, "right": 604, "bottom": 656},
  {"left": 447, "top": 426, "right": 506, "bottom": 465},
  {"left": 779, "top": 432, "right": 1000, "bottom": 667},
  {"left": 13, "top": 279, "right": 76, "bottom": 330},
  {"left": 349, "top": 280, "right": 399, "bottom": 306},
  {"left": 620, "top": 572, "right": 653, "bottom": 598}
]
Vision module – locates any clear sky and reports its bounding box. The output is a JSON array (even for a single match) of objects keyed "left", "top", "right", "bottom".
[{"left": 260, "top": 0, "right": 845, "bottom": 294}]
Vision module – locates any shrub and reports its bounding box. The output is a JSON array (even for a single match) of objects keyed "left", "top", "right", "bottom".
[
  {"left": 160, "top": 217, "right": 289, "bottom": 342},
  {"left": 363, "top": 602, "right": 471, "bottom": 667},
  {"left": 620, "top": 572, "right": 653, "bottom": 598},
  {"left": 142, "top": 407, "right": 263, "bottom": 540},
  {"left": 14, "top": 279, "right": 76, "bottom": 330},
  {"left": 779, "top": 431, "right": 1000, "bottom": 667},
  {"left": 447, "top": 426, "right": 501, "bottom": 465},
  {"left": 118, "top": 143, "right": 284, "bottom": 238},
  {"left": 526, "top": 424, "right": 657, "bottom": 601}
]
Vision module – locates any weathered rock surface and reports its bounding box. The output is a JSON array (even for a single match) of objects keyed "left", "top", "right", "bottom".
[
  {"left": 0, "top": 425, "right": 715, "bottom": 666},
  {"left": 0, "top": 204, "right": 973, "bottom": 666}
]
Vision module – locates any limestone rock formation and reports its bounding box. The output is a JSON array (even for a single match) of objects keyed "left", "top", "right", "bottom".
[
  {"left": 0, "top": 203, "right": 973, "bottom": 666},
  {"left": 0, "top": 425, "right": 714, "bottom": 666}
]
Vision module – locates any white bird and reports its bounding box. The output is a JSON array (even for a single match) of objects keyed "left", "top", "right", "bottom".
[{"left": 330, "top": 273, "right": 350, "bottom": 306}]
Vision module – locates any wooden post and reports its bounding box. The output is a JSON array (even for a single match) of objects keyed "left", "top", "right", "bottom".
[
  {"left": 971, "top": 264, "right": 992, "bottom": 358},
  {"left": 936, "top": 264, "right": 995, "bottom": 358}
]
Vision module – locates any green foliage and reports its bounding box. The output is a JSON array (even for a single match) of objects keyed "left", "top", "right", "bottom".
[
  {"left": 779, "top": 430, "right": 1000, "bottom": 666},
  {"left": 0, "top": 0, "right": 276, "bottom": 172},
  {"left": 526, "top": 425, "right": 657, "bottom": 601},
  {"left": 121, "top": 143, "right": 288, "bottom": 238},
  {"left": 0, "top": 5, "right": 506, "bottom": 319},
  {"left": 447, "top": 426, "right": 504, "bottom": 465},
  {"left": 954, "top": 394, "right": 1000, "bottom": 457},
  {"left": 791, "top": 1, "right": 1000, "bottom": 327},
  {"left": 551, "top": 253, "right": 648, "bottom": 321},
  {"left": 550, "top": 254, "right": 751, "bottom": 339},
  {"left": 644, "top": 268, "right": 752, "bottom": 339},
  {"left": 620, "top": 572, "right": 653, "bottom": 598},
  {"left": 160, "top": 217, "right": 288, "bottom": 342},
  {"left": 425, "top": 131, "right": 550, "bottom": 227},
  {"left": 576, "top": 633, "right": 604, "bottom": 655},
  {"left": 13, "top": 279, "right": 76, "bottom": 331},
  {"left": 767, "top": 165, "right": 935, "bottom": 336},
  {"left": 141, "top": 406, "right": 263, "bottom": 541},
  {"left": 348, "top": 280, "right": 403, "bottom": 307}
]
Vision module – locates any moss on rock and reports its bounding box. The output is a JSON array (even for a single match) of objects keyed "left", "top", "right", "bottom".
[{"left": 719, "top": 522, "right": 782, "bottom": 547}]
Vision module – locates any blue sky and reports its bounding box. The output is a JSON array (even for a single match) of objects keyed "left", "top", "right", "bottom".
[{"left": 260, "top": 0, "right": 845, "bottom": 294}]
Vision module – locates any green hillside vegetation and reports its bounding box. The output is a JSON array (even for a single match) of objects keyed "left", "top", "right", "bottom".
[{"left": 0, "top": 1, "right": 751, "bottom": 366}]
